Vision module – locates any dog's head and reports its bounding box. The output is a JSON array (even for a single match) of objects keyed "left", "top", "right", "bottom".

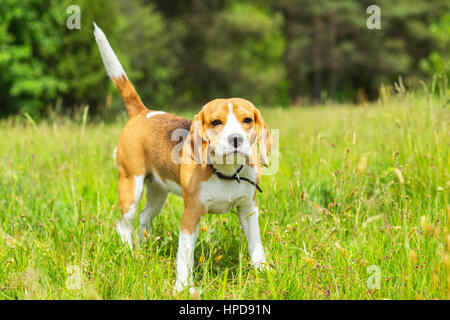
[{"left": 187, "top": 98, "right": 271, "bottom": 166}]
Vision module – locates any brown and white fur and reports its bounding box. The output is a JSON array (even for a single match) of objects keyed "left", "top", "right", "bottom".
[{"left": 93, "top": 23, "right": 272, "bottom": 293}]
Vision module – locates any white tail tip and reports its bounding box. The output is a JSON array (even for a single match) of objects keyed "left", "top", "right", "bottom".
[{"left": 93, "top": 22, "right": 127, "bottom": 79}]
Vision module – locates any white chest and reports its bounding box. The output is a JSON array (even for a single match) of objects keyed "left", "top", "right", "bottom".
[{"left": 199, "top": 167, "right": 256, "bottom": 214}]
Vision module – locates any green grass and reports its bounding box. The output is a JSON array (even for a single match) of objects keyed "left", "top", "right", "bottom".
[{"left": 0, "top": 88, "right": 448, "bottom": 300}]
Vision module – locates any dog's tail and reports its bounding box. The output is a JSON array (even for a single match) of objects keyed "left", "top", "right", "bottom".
[{"left": 93, "top": 23, "right": 148, "bottom": 118}]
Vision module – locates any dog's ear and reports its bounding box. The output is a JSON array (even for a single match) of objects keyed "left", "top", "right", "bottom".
[
  {"left": 187, "top": 109, "right": 208, "bottom": 165},
  {"left": 254, "top": 107, "right": 272, "bottom": 167}
]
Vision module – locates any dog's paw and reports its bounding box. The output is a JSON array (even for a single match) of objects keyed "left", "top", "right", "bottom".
[
  {"left": 116, "top": 221, "right": 134, "bottom": 249},
  {"left": 252, "top": 261, "right": 273, "bottom": 272},
  {"left": 189, "top": 287, "right": 202, "bottom": 299},
  {"left": 173, "top": 282, "right": 200, "bottom": 297},
  {"left": 173, "top": 280, "right": 189, "bottom": 295}
]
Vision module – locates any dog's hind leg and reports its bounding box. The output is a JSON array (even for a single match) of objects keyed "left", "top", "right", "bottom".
[
  {"left": 116, "top": 173, "right": 145, "bottom": 249},
  {"left": 139, "top": 180, "right": 168, "bottom": 241}
]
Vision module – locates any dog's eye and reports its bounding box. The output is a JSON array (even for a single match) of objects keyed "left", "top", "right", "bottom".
[
  {"left": 211, "top": 119, "right": 222, "bottom": 126},
  {"left": 243, "top": 117, "right": 252, "bottom": 124}
]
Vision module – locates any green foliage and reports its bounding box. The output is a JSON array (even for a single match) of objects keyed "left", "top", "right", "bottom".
[
  {"left": 0, "top": 0, "right": 120, "bottom": 116},
  {"left": 54, "top": 0, "right": 119, "bottom": 113},
  {"left": 204, "top": 3, "right": 287, "bottom": 105},
  {"left": 0, "top": 0, "right": 64, "bottom": 115},
  {"left": 276, "top": 0, "right": 449, "bottom": 103},
  {"left": 0, "top": 0, "right": 449, "bottom": 115},
  {"left": 420, "top": 13, "right": 450, "bottom": 79},
  {"left": 116, "top": 0, "right": 183, "bottom": 109}
]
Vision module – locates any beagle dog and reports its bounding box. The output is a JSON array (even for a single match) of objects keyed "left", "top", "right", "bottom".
[{"left": 94, "top": 24, "right": 272, "bottom": 293}]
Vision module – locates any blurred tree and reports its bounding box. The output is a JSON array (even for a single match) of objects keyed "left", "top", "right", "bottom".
[
  {"left": 152, "top": 0, "right": 288, "bottom": 106},
  {"left": 116, "top": 0, "right": 183, "bottom": 109},
  {"left": 420, "top": 13, "right": 449, "bottom": 79},
  {"left": 0, "top": 0, "right": 448, "bottom": 116},
  {"left": 0, "top": 0, "right": 120, "bottom": 116},
  {"left": 203, "top": 2, "right": 287, "bottom": 106},
  {"left": 55, "top": 0, "right": 119, "bottom": 115},
  {"left": 275, "top": 0, "right": 449, "bottom": 104},
  {"left": 0, "top": 0, "right": 64, "bottom": 116}
]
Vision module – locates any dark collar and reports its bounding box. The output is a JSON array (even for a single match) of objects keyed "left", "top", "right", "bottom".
[{"left": 209, "top": 164, "right": 263, "bottom": 193}]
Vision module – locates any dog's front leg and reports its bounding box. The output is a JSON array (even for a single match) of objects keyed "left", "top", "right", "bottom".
[
  {"left": 174, "top": 207, "right": 202, "bottom": 294},
  {"left": 237, "top": 202, "right": 267, "bottom": 269}
]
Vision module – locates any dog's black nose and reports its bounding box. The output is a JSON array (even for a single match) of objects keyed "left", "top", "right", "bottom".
[{"left": 228, "top": 134, "right": 244, "bottom": 148}]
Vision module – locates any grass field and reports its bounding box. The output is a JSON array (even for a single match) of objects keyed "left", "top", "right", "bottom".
[{"left": 0, "top": 87, "right": 448, "bottom": 300}]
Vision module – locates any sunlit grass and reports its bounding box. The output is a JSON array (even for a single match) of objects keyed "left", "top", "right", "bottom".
[{"left": 0, "top": 88, "right": 448, "bottom": 299}]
